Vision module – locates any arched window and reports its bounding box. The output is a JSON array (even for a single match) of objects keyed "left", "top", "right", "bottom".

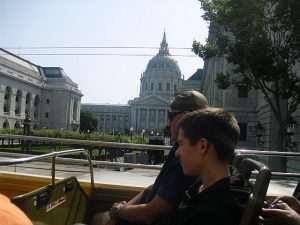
[
  {"left": 4, "top": 87, "right": 11, "bottom": 113},
  {"left": 15, "top": 90, "right": 22, "bottom": 115},
  {"left": 14, "top": 122, "right": 21, "bottom": 129},
  {"left": 3, "top": 121, "right": 9, "bottom": 128},
  {"left": 34, "top": 95, "right": 40, "bottom": 119},
  {"left": 25, "top": 93, "right": 31, "bottom": 115}
]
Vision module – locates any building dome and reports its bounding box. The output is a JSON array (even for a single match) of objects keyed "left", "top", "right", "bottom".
[
  {"left": 144, "top": 32, "right": 181, "bottom": 75},
  {"left": 145, "top": 55, "right": 181, "bottom": 74},
  {"left": 139, "top": 32, "right": 183, "bottom": 100}
]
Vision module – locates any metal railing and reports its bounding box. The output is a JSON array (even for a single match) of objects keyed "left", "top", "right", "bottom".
[
  {"left": 0, "top": 134, "right": 299, "bottom": 178},
  {"left": 0, "top": 148, "right": 95, "bottom": 189}
]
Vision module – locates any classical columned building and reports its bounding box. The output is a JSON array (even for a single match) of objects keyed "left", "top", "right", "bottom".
[
  {"left": 83, "top": 32, "right": 204, "bottom": 135},
  {"left": 129, "top": 32, "right": 183, "bottom": 134},
  {"left": 0, "top": 48, "right": 82, "bottom": 131}
]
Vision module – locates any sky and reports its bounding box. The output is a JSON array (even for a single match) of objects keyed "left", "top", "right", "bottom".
[{"left": 0, "top": 0, "right": 209, "bottom": 104}]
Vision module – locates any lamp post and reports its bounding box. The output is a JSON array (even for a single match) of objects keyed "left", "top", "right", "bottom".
[
  {"left": 142, "top": 129, "right": 145, "bottom": 140},
  {"left": 22, "top": 112, "right": 31, "bottom": 153},
  {"left": 255, "top": 121, "right": 264, "bottom": 149},
  {"left": 130, "top": 127, "right": 133, "bottom": 141},
  {"left": 286, "top": 116, "right": 297, "bottom": 151}
]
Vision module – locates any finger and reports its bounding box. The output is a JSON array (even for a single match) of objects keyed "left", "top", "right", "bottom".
[
  {"left": 261, "top": 208, "right": 282, "bottom": 217},
  {"left": 276, "top": 202, "right": 290, "bottom": 210}
]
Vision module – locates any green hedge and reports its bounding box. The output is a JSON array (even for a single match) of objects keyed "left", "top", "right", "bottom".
[{"left": 0, "top": 129, "right": 148, "bottom": 144}]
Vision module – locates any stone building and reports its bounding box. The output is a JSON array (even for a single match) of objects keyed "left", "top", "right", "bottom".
[
  {"left": 201, "top": 29, "right": 300, "bottom": 172},
  {"left": 83, "top": 32, "right": 203, "bottom": 135},
  {"left": 81, "top": 103, "right": 131, "bottom": 134},
  {"left": 0, "top": 48, "right": 82, "bottom": 131}
]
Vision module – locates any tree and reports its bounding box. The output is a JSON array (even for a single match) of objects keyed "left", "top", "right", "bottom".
[
  {"left": 80, "top": 109, "right": 99, "bottom": 133},
  {"left": 193, "top": 0, "right": 300, "bottom": 157}
]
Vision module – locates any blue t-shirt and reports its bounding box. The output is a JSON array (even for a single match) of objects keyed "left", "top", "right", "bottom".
[{"left": 147, "top": 142, "right": 196, "bottom": 205}]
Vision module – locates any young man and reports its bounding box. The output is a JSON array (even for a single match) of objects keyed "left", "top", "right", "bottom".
[
  {"left": 92, "top": 91, "right": 208, "bottom": 225},
  {"left": 168, "top": 108, "right": 251, "bottom": 225}
]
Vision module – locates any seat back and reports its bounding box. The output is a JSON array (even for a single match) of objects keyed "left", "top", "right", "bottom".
[
  {"left": 230, "top": 150, "right": 245, "bottom": 168},
  {"left": 238, "top": 158, "right": 271, "bottom": 225},
  {"left": 11, "top": 176, "right": 89, "bottom": 225}
]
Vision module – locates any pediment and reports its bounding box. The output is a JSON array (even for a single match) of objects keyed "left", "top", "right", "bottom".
[{"left": 130, "top": 94, "right": 171, "bottom": 106}]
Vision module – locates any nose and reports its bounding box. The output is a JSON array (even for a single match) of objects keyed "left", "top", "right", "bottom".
[{"left": 175, "top": 147, "right": 181, "bottom": 158}]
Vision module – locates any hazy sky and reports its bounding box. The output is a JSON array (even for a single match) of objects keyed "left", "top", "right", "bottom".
[{"left": 0, "top": 0, "right": 208, "bottom": 104}]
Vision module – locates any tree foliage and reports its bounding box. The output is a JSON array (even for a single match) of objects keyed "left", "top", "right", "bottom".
[
  {"left": 80, "top": 109, "right": 99, "bottom": 133},
  {"left": 194, "top": 0, "right": 300, "bottom": 150}
]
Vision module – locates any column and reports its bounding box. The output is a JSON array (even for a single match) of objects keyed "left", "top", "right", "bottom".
[
  {"left": 146, "top": 109, "right": 149, "bottom": 130},
  {"left": 30, "top": 94, "right": 36, "bottom": 119},
  {"left": 69, "top": 98, "right": 74, "bottom": 122},
  {"left": 9, "top": 88, "right": 17, "bottom": 116},
  {"left": 77, "top": 99, "right": 81, "bottom": 121},
  {"left": 165, "top": 109, "right": 168, "bottom": 125},
  {"left": 156, "top": 109, "right": 159, "bottom": 130},
  {"left": 136, "top": 108, "right": 141, "bottom": 130},
  {"left": 0, "top": 85, "right": 5, "bottom": 115},
  {"left": 103, "top": 114, "right": 106, "bottom": 132},
  {"left": 20, "top": 91, "right": 27, "bottom": 119}
]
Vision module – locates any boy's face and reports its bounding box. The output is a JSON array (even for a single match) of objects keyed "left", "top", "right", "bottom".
[{"left": 176, "top": 128, "right": 201, "bottom": 176}]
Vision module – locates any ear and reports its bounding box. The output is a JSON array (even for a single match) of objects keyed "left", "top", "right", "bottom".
[{"left": 196, "top": 138, "right": 210, "bottom": 155}]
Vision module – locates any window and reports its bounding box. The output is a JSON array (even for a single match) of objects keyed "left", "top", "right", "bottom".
[
  {"left": 238, "top": 87, "right": 248, "bottom": 98},
  {"left": 158, "top": 83, "right": 162, "bottom": 91},
  {"left": 45, "top": 112, "right": 49, "bottom": 118},
  {"left": 151, "top": 83, "right": 154, "bottom": 90},
  {"left": 238, "top": 123, "right": 247, "bottom": 141},
  {"left": 34, "top": 96, "right": 39, "bottom": 107},
  {"left": 174, "top": 84, "right": 177, "bottom": 91},
  {"left": 46, "top": 99, "right": 50, "bottom": 104},
  {"left": 144, "top": 84, "right": 147, "bottom": 90},
  {"left": 167, "top": 83, "right": 170, "bottom": 91},
  {"left": 26, "top": 94, "right": 31, "bottom": 105}
]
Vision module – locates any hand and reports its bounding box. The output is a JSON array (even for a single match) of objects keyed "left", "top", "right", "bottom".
[
  {"left": 105, "top": 218, "right": 118, "bottom": 225},
  {"left": 261, "top": 202, "right": 300, "bottom": 225},
  {"left": 109, "top": 201, "right": 127, "bottom": 219},
  {"left": 273, "top": 196, "right": 300, "bottom": 214}
]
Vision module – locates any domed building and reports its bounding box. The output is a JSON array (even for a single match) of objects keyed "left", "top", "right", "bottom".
[
  {"left": 129, "top": 32, "right": 196, "bottom": 134},
  {"left": 139, "top": 32, "right": 182, "bottom": 100},
  {"left": 83, "top": 32, "right": 203, "bottom": 135}
]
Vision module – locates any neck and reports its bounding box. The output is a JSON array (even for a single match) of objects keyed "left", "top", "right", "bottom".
[{"left": 199, "top": 162, "right": 230, "bottom": 192}]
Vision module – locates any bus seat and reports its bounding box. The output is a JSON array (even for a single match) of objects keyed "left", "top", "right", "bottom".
[
  {"left": 230, "top": 150, "right": 245, "bottom": 168},
  {"left": 11, "top": 176, "right": 90, "bottom": 225},
  {"left": 238, "top": 158, "right": 271, "bottom": 225}
]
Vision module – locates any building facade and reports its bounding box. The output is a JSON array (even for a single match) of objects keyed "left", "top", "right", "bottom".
[
  {"left": 0, "top": 48, "right": 82, "bottom": 131},
  {"left": 83, "top": 32, "right": 203, "bottom": 135},
  {"left": 201, "top": 29, "right": 300, "bottom": 172}
]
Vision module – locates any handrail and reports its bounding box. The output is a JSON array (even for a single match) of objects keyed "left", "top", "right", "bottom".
[
  {"left": 1, "top": 134, "right": 300, "bottom": 158},
  {"left": 1, "top": 134, "right": 300, "bottom": 179},
  {"left": 0, "top": 152, "right": 162, "bottom": 170},
  {"left": 238, "top": 149, "right": 300, "bottom": 157},
  {"left": 0, "top": 134, "right": 171, "bottom": 151},
  {"left": 0, "top": 149, "right": 95, "bottom": 190}
]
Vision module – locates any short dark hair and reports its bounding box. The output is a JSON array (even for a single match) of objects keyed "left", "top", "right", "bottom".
[
  {"left": 178, "top": 108, "right": 240, "bottom": 162},
  {"left": 170, "top": 91, "right": 208, "bottom": 112}
]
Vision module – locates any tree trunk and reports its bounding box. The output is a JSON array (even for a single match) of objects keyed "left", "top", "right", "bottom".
[{"left": 277, "top": 124, "right": 287, "bottom": 173}]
